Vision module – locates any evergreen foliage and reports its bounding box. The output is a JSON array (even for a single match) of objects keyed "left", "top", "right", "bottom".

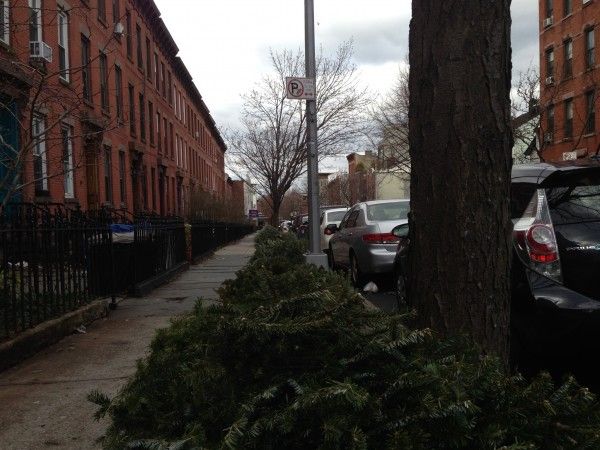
[{"left": 91, "top": 228, "right": 600, "bottom": 449}]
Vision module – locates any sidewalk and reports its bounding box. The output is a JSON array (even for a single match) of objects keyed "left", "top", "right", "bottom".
[{"left": 0, "top": 233, "right": 256, "bottom": 450}]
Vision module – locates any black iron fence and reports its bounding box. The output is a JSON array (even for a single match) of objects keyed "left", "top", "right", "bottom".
[
  {"left": 0, "top": 204, "right": 254, "bottom": 341},
  {"left": 190, "top": 221, "right": 254, "bottom": 260}
]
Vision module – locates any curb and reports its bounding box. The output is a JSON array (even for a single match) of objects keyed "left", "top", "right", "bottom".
[{"left": 0, "top": 298, "right": 111, "bottom": 372}]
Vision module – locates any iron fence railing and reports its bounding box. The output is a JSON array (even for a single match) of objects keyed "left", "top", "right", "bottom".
[
  {"left": 190, "top": 221, "right": 254, "bottom": 260},
  {"left": 0, "top": 203, "right": 253, "bottom": 341}
]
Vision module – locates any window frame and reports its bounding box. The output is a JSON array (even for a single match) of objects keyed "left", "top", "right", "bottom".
[
  {"left": 29, "top": 0, "right": 42, "bottom": 43},
  {"left": 563, "top": 39, "right": 573, "bottom": 78},
  {"left": 104, "top": 145, "right": 113, "bottom": 204},
  {"left": 564, "top": 98, "right": 573, "bottom": 138},
  {"left": 32, "top": 115, "right": 48, "bottom": 193},
  {"left": 586, "top": 28, "right": 595, "bottom": 70},
  {"left": 81, "top": 34, "right": 92, "bottom": 102},
  {"left": 0, "top": 0, "right": 9, "bottom": 45},
  {"left": 586, "top": 90, "right": 596, "bottom": 134},
  {"left": 98, "top": 0, "right": 106, "bottom": 23},
  {"left": 62, "top": 125, "right": 74, "bottom": 198},
  {"left": 115, "top": 65, "right": 123, "bottom": 121},
  {"left": 57, "top": 8, "right": 69, "bottom": 81},
  {"left": 546, "top": 47, "right": 554, "bottom": 78},
  {"left": 99, "top": 51, "right": 109, "bottom": 111}
]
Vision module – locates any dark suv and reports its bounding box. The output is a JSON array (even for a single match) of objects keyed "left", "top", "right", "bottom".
[{"left": 393, "top": 161, "right": 600, "bottom": 361}]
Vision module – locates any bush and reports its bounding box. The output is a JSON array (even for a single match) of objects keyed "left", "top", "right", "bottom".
[{"left": 91, "top": 229, "right": 600, "bottom": 449}]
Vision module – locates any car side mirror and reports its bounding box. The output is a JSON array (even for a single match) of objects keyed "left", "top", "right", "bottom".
[{"left": 392, "top": 223, "right": 409, "bottom": 239}]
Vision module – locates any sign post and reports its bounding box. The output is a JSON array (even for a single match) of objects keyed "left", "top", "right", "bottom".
[{"left": 302, "top": 0, "right": 328, "bottom": 268}]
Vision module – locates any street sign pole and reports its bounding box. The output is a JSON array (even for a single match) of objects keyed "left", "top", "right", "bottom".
[{"left": 304, "top": 0, "right": 328, "bottom": 268}]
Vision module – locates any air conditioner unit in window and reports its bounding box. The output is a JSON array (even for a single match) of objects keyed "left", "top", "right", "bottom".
[
  {"left": 544, "top": 132, "right": 554, "bottom": 143},
  {"left": 545, "top": 76, "right": 555, "bottom": 85},
  {"left": 29, "top": 41, "right": 53, "bottom": 63},
  {"left": 583, "top": 0, "right": 592, "bottom": 5},
  {"left": 544, "top": 16, "right": 554, "bottom": 27}
]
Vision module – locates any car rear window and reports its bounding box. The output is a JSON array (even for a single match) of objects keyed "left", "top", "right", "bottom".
[
  {"left": 366, "top": 202, "right": 409, "bottom": 221},
  {"left": 326, "top": 211, "right": 347, "bottom": 222},
  {"left": 546, "top": 184, "right": 600, "bottom": 225}
]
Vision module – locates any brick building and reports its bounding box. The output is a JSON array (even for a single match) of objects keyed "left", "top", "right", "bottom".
[
  {"left": 0, "top": 0, "right": 227, "bottom": 215},
  {"left": 539, "top": 0, "right": 600, "bottom": 161}
]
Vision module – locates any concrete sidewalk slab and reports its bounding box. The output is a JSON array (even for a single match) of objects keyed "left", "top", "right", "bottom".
[{"left": 0, "top": 233, "right": 256, "bottom": 450}]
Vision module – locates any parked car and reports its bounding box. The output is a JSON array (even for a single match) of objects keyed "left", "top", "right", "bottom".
[
  {"left": 320, "top": 207, "right": 349, "bottom": 252},
  {"left": 392, "top": 160, "right": 600, "bottom": 360},
  {"left": 329, "top": 199, "right": 410, "bottom": 286}
]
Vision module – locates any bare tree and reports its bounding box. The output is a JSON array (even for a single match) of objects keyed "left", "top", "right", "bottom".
[
  {"left": 370, "top": 63, "right": 411, "bottom": 175},
  {"left": 408, "top": 0, "right": 513, "bottom": 360},
  {"left": 228, "top": 41, "right": 370, "bottom": 224},
  {"left": 511, "top": 65, "right": 541, "bottom": 163}
]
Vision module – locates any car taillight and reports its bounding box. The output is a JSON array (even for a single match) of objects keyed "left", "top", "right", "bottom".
[
  {"left": 324, "top": 228, "right": 333, "bottom": 235},
  {"left": 526, "top": 225, "right": 558, "bottom": 263},
  {"left": 512, "top": 189, "right": 562, "bottom": 283},
  {"left": 362, "top": 233, "right": 399, "bottom": 244}
]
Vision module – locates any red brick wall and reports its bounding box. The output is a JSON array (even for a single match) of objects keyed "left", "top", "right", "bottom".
[{"left": 0, "top": 0, "right": 226, "bottom": 215}]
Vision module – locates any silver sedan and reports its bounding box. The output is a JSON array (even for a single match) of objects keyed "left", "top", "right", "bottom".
[{"left": 328, "top": 199, "right": 409, "bottom": 286}]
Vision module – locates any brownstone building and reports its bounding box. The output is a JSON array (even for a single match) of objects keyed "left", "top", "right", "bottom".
[
  {"left": 0, "top": 0, "right": 226, "bottom": 215},
  {"left": 539, "top": 0, "right": 600, "bottom": 161}
]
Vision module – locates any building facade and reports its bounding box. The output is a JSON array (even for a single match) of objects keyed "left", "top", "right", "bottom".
[
  {"left": 0, "top": 0, "right": 226, "bottom": 215},
  {"left": 539, "top": 0, "right": 600, "bottom": 161}
]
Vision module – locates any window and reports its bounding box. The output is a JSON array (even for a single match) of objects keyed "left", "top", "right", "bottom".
[
  {"left": 586, "top": 90, "right": 596, "bottom": 134},
  {"left": 32, "top": 115, "right": 47, "bottom": 193},
  {"left": 169, "top": 122, "right": 174, "bottom": 157},
  {"left": 157, "top": 111, "right": 162, "bottom": 152},
  {"left": 151, "top": 167, "right": 156, "bottom": 211},
  {"left": 29, "top": 0, "right": 42, "bottom": 42},
  {"left": 1, "top": 0, "right": 10, "bottom": 44},
  {"left": 99, "top": 52, "right": 109, "bottom": 110},
  {"left": 565, "top": 98, "right": 573, "bottom": 138},
  {"left": 118, "top": 151, "right": 126, "bottom": 204},
  {"left": 547, "top": 105, "right": 555, "bottom": 137},
  {"left": 148, "top": 101, "right": 154, "bottom": 144},
  {"left": 145, "top": 37, "right": 151, "bottom": 80},
  {"left": 139, "top": 93, "right": 145, "bottom": 141},
  {"left": 564, "top": 39, "right": 573, "bottom": 78},
  {"left": 163, "top": 117, "right": 168, "bottom": 153},
  {"left": 161, "top": 62, "right": 166, "bottom": 97},
  {"left": 115, "top": 65, "right": 123, "bottom": 120},
  {"left": 104, "top": 146, "right": 113, "bottom": 203},
  {"left": 168, "top": 71, "right": 172, "bottom": 104},
  {"left": 98, "top": 0, "right": 106, "bottom": 23},
  {"left": 546, "top": 48, "right": 554, "bottom": 78},
  {"left": 125, "top": 10, "right": 131, "bottom": 58},
  {"left": 81, "top": 35, "right": 91, "bottom": 101},
  {"left": 112, "top": 0, "right": 120, "bottom": 24},
  {"left": 58, "top": 9, "right": 69, "bottom": 80},
  {"left": 154, "top": 52, "right": 159, "bottom": 90},
  {"left": 128, "top": 83, "right": 135, "bottom": 135},
  {"left": 136, "top": 24, "right": 142, "bottom": 69},
  {"left": 586, "top": 28, "right": 595, "bottom": 70},
  {"left": 564, "top": 0, "right": 572, "bottom": 16},
  {"left": 62, "top": 126, "right": 74, "bottom": 198},
  {"left": 545, "top": 0, "right": 553, "bottom": 18}
]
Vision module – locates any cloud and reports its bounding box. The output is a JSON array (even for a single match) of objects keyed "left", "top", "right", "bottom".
[{"left": 318, "top": 16, "right": 409, "bottom": 66}]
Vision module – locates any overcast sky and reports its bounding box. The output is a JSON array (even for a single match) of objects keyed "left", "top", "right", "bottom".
[{"left": 154, "top": 0, "right": 539, "bottom": 171}]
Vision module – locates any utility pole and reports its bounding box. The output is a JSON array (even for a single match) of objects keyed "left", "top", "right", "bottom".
[{"left": 304, "top": 0, "right": 328, "bottom": 268}]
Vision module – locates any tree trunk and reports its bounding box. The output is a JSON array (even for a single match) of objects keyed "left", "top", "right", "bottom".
[{"left": 408, "top": 0, "right": 513, "bottom": 360}]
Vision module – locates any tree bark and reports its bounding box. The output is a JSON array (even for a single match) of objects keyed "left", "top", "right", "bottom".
[{"left": 408, "top": 0, "right": 513, "bottom": 360}]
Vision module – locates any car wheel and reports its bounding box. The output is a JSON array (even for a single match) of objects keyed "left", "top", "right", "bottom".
[
  {"left": 395, "top": 269, "right": 408, "bottom": 310},
  {"left": 350, "top": 252, "right": 364, "bottom": 287}
]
